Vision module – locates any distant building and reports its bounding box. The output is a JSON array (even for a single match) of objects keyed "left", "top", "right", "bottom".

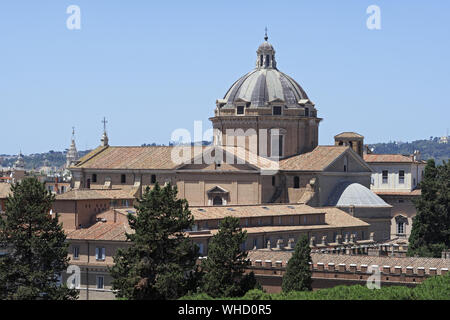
[
  {"left": 66, "top": 128, "right": 79, "bottom": 168},
  {"left": 364, "top": 150, "right": 426, "bottom": 241}
]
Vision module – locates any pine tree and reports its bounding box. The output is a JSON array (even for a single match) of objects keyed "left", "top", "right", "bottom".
[
  {"left": 201, "top": 216, "right": 258, "bottom": 297},
  {"left": 408, "top": 159, "right": 450, "bottom": 257},
  {"left": 0, "top": 177, "right": 78, "bottom": 300},
  {"left": 110, "top": 182, "right": 200, "bottom": 300},
  {"left": 282, "top": 235, "right": 312, "bottom": 292}
]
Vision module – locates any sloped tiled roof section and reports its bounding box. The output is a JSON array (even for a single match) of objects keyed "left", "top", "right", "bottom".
[
  {"left": 74, "top": 146, "right": 180, "bottom": 170},
  {"left": 66, "top": 221, "right": 133, "bottom": 241},
  {"left": 73, "top": 145, "right": 278, "bottom": 171},
  {"left": 55, "top": 187, "right": 138, "bottom": 200},
  {"left": 279, "top": 146, "right": 349, "bottom": 171},
  {"left": 364, "top": 154, "right": 424, "bottom": 163},
  {"left": 334, "top": 132, "right": 364, "bottom": 139}
]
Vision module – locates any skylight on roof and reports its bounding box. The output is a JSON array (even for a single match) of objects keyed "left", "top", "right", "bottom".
[
  {"left": 197, "top": 208, "right": 206, "bottom": 212},
  {"left": 227, "top": 208, "right": 236, "bottom": 211},
  {"left": 287, "top": 206, "right": 295, "bottom": 209}
]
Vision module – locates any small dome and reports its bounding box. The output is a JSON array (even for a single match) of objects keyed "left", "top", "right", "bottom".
[
  {"left": 257, "top": 41, "right": 275, "bottom": 52},
  {"left": 326, "top": 182, "right": 390, "bottom": 207}
]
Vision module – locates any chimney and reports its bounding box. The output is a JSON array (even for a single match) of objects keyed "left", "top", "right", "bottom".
[
  {"left": 276, "top": 239, "right": 284, "bottom": 250},
  {"left": 287, "top": 238, "right": 294, "bottom": 249},
  {"left": 321, "top": 235, "right": 327, "bottom": 246},
  {"left": 413, "top": 150, "right": 421, "bottom": 162}
]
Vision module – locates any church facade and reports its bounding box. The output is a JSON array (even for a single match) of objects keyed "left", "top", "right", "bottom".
[{"left": 65, "top": 35, "right": 392, "bottom": 242}]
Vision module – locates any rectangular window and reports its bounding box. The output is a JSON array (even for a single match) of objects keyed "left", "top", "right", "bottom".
[
  {"left": 121, "top": 174, "right": 126, "bottom": 184},
  {"left": 253, "top": 238, "right": 258, "bottom": 249},
  {"left": 273, "top": 106, "right": 282, "bottom": 115},
  {"left": 399, "top": 170, "right": 405, "bottom": 184},
  {"left": 92, "top": 174, "right": 97, "bottom": 183},
  {"left": 198, "top": 243, "right": 204, "bottom": 255},
  {"left": 304, "top": 107, "right": 309, "bottom": 117},
  {"left": 96, "top": 276, "right": 104, "bottom": 290},
  {"left": 272, "top": 176, "right": 275, "bottom": 186},
  {"left": 382, "top": 170, "right": 388, "bottom": 184},
  {"left": 73, "top": 246, "right": 79, "bottom": 260},
  {"left": 236, "top": 105, "right": 244, "bottom": 115},
  {"left": 95, "top": 247, "right": 105, "bottom": 261},
  {"left": 293, "top": 176, "right": 300, "bottom": 189},
  {"left": 151, "top": 174, "right": 156, "bottom": 184},
  {"left": 278, "top": 135, "right": 283, "bottom": 157},
  {"left": 397, "top": 222, "right": 405, "bottom": 234}
]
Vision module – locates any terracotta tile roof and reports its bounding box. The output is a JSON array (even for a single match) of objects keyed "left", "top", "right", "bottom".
[
  {"left": 188, "top": 204, "right": 325, "bottom": 221},
  {"left": 55, "top": 187, "right": 138, "bottom": 200},
  {"left": 66, "top": 221, "right": 133, "bottom": 241},
  {"left": 375, "top": 190, "right": 421, "bottom": 196},
  {"left": 364, "top": 154, "right": 426, "bottom": 164},
  {"left": 72, "top": 145, "right": 278, "bottom": 171},
  {"left": 334, "top": 132, "right": 364, "bottom": 139},
  {"left": 0, "top": 183, "right": 12, "bottom": 198},
  {"left": 74, "top": 146, "right": 179, "bottom": 170},
  {"left": 279, "top": 146, "right": 349, "bottom": 171},
  {"left": 321, "top": 207, "right": 370, "bottom": 228},
  {"left": 116, "top": 204, "right": 368, "bottom": 229},
  {"left": 247, "top": 250, "right": 450, "bottom": 274}
]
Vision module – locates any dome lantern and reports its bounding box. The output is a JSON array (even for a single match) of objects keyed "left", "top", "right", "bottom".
[{"left": 256, "top": 29, "right": 277, "bottom": 69}]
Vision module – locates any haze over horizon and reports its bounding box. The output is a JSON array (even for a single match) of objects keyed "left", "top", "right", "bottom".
[{"left": 1, "top": 1, "right": 449, "bottom": 155}]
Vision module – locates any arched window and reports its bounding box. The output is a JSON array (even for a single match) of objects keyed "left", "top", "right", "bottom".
[
  {"left": 293, "top": 176, "right": 300, "bottom": 189},
  {"left": 213, "top": 196, "right": 223, "bottom": 206}
]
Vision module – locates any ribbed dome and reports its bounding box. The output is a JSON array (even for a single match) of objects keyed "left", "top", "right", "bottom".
[
  {"left": 223, "top": 69, "right": 309, "bottom": 108},
  {"left": 221, "top": 35, "right": 309, "bottom": 109},
  {"left": 326, "top": 182, "right": 390, "bottom": 207}
]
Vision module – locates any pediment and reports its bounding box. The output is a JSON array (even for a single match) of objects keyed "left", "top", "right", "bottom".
[{"left": 207, "top": 186, "right": 229, "bottom": 194}]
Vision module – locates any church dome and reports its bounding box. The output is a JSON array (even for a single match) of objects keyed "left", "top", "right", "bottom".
[
  {"left": 326, "top": 182, "right": 390, "bottom": 207},
  {"left": 220, "top": 34, "right": 310, "bottom": 109},
  {"left": 223, "top": 69, "right": 309, "bottom": 108}
]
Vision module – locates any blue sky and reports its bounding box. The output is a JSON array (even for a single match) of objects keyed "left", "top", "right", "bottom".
[{"left": 0, "top": 1, "right": 449, "bottom": 154}]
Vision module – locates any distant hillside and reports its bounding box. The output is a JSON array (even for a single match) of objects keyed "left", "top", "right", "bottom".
[
  {"left": 0, "top": 150, "right": 92, "bottom": 170},
  {"left": 368, "top": 137, "right": 449, "bottom": 164}
]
